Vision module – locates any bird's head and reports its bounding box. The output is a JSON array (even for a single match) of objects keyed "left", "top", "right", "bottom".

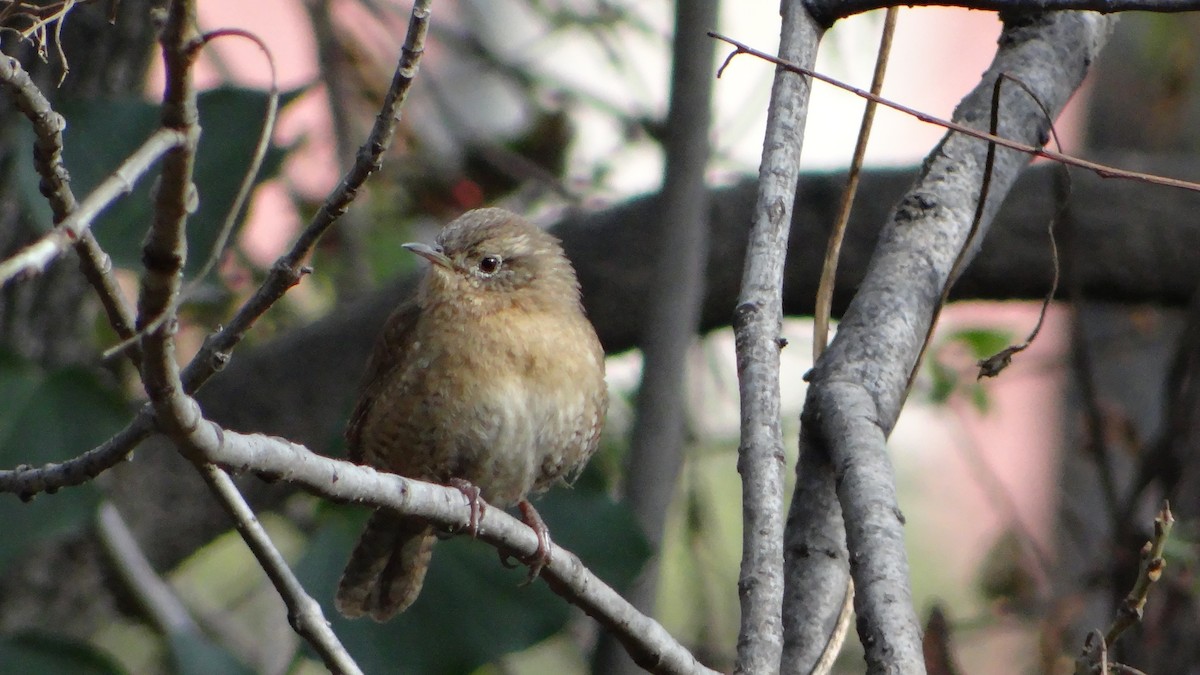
[{"left": 405, "top": 208, "right": 581, "bottom": 315}]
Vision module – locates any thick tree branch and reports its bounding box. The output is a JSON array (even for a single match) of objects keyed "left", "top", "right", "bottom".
[
  {"left": 594, "top": 1, "right": 718, "bottom": 673},
  {"left": 805, "top": 0, "right": 1200, "bottom": 26},
  {"left": 789, "top": 11, "right": 1114, "bottom": 674},
  {"left": 729, "top": 2, "right": 824, "bottom": 673}
]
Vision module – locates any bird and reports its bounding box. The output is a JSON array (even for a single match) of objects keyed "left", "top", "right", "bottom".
[{"left": 335, "top": 207, "right": 608, "bottom": 621}]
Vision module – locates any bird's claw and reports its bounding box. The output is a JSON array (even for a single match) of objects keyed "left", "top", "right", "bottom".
[
  {"left": 448, "top": 478, "right": 486, "bottom": 536},
  {"left": 516, "top": 500, "right": 552, "bottom": 586},
  {"left": 495, "top": 501, "right": 553, "bottom": 580}
]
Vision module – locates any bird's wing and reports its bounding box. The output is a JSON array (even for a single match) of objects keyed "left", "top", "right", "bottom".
[{"left": 345, "top": 299, "right": 421, "bottom": 462}]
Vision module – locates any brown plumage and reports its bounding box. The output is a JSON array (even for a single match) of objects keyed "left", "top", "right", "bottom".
[{"left": 335, "top": 208, "right": 608, "bottom": 621}]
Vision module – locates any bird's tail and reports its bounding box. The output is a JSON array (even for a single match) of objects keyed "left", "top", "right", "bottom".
[{"left": 335, "top": 509, "right": 436, "bottom": 621}]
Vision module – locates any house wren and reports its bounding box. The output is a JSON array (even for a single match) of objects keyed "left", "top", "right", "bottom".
[{"left": 335, "top": 208, "right": 608, "bottom": 621}]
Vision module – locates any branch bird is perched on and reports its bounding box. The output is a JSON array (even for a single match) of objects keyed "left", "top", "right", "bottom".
[{"left": 336, "top": 208, "right": 608, "bottom": 621}]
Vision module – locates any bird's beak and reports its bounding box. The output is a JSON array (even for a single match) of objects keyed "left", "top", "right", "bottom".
[{"left": 402, "top": 242, "right": 453, "bottom": 270}]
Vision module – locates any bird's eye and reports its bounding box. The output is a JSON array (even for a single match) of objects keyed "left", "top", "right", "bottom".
[{"left": 478, "top": 255, "right": 503, "bottom": 276}]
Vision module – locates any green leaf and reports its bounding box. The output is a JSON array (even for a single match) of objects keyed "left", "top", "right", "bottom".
[
  {"left": 943, "top": 327, "right": 1013, "bottom": 360},
  {"left": 969, "top": 383, "right": 992, "bottom": 414},
  {"left": 0, "top": 354, "right": 129, "bottom": 568},
  {"left": 927, "top": 358, "right": 957, "bottom": 406},
  {"left": 0, "top": 632, "right": 128, "bottom": 675},
  {"left": 11, "top": 87, "right": 300, "bottom": 275},
  {"left": 295, "top": 473, "right": 648, "bottom": 674}
]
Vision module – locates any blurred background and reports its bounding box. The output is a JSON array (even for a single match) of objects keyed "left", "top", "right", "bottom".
[{"left": 1, "top": 1, "right": 1198, "bottom": 673}]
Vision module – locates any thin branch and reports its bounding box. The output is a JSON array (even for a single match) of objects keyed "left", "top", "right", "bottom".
[
  {"left": 730, "top": 2, "right": 824, "bottom": 672},
  {"left": 185, "top": 28, "right": 280, "bottom": 294},
  {"left": 1105, "top": 501, "right": 1173, "bottom": 647},
  {"left": 96, "top": 502, "right": 201, "bottom": 635},
  {"left": 1073, "top": 502, "right": 1172, "bottom": 675},
  {"left": 136, "top": 0, "right": 201, "bottom": 417},
  {"left": 974, "top": 73, "right": 1067, "bottom": 379},
  {"left": 0, "top": 52, "right": 74, "bottom": 219},
  {"left": 708, "top": 32, "right": 1200, "bottom": 195},
  {"left": 179, "top": 0, "right": 432, "bottom": 393},
  {"left": 0, "top": 49, "right": 144, "bottom": 362},
  {"left": 101, "top": 28, "right": 281, "bottom": 361},
  {"left": 812, "top": 7, "right": 896, "bottom": 361},
  {"left": 805, "top": 0, "right": 1200, "bottom": 26},
  {"left": 137, "top": 2, "right": 360, "bottom": 671},
  {"left": 0, "top": 50, "right": 188, "bottom": 287},
  {"left": 147, "top": 398, "right": 717, "bottom": 675},
  {"left": 196, "top": 463, "right": 362, "bottom": 675},
  {"left": 0, "top": 407, "right": 154, "bottom": 499},
  {"left": 0, "top": 125, "right": 188, "bottom": 285}
]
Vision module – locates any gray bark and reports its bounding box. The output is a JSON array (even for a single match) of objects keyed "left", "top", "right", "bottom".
[
  {"left": 784, "top": 11, "right": 1114, "bottom": 674},
  {"left": 730, "top": 1, "right": 825, "bottom": 673}
]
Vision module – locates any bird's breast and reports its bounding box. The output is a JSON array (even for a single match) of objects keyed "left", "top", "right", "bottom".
[{"left": 393, "top": 302, "right": 606, "bottom": 504}]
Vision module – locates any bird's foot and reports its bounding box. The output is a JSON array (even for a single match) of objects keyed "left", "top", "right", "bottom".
[
  {"left": 496, "top": 501, "right": 553, "bottom": 583},
  {"left": 515, "top": 500, "right": 552, "bottom": 585},
  {"left": 448, "top": 478, "right": 486, "bottom": 537}
]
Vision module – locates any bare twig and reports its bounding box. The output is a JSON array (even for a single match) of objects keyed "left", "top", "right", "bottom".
[
  {"left": 0, "top": 49, "right": 144, "bottom": 363},
  {"left": 0, "top": 407, "right": 154, "bottom": 499},
  {"left": 0, "top": 125, "right": 187, "bottom": 286},
  {"left": 138, "top": 2, "right": 359, "bottom": 671},
  {"left": 96, "top": 502, "right": 201, "bottom": 635},
  {"left": 196, "top": 463, "right": 362, "bottom": 675},
  {"left": 0, "top": 49, "right": 188, "bottom": 287},
  {"left": 100, "top": 28, "right": 281, "bottom": 361},
  {"left": 708, "top": 32, "right": 1200, "bottom": 195},
  {"left": 185, "top": 28, "right": 279, "bottom": 293},
  {"left": 1105, "top": 501, "right": 1173, "bottom": 647},
  {"left": 729, "top": 2, "right": 824, "bottom": 672},
  {"left": 974, "top": 74, "right": 1066, "bottom": 379},
  {"left": 812, "top": 7, "right": 897, "bottom": 361},
  {"left": 905, "top": 73, "right": 1005, "bottom": 399},
  {"left": 1072, "top": 503, "right": 1172, "bottom": 675}
]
